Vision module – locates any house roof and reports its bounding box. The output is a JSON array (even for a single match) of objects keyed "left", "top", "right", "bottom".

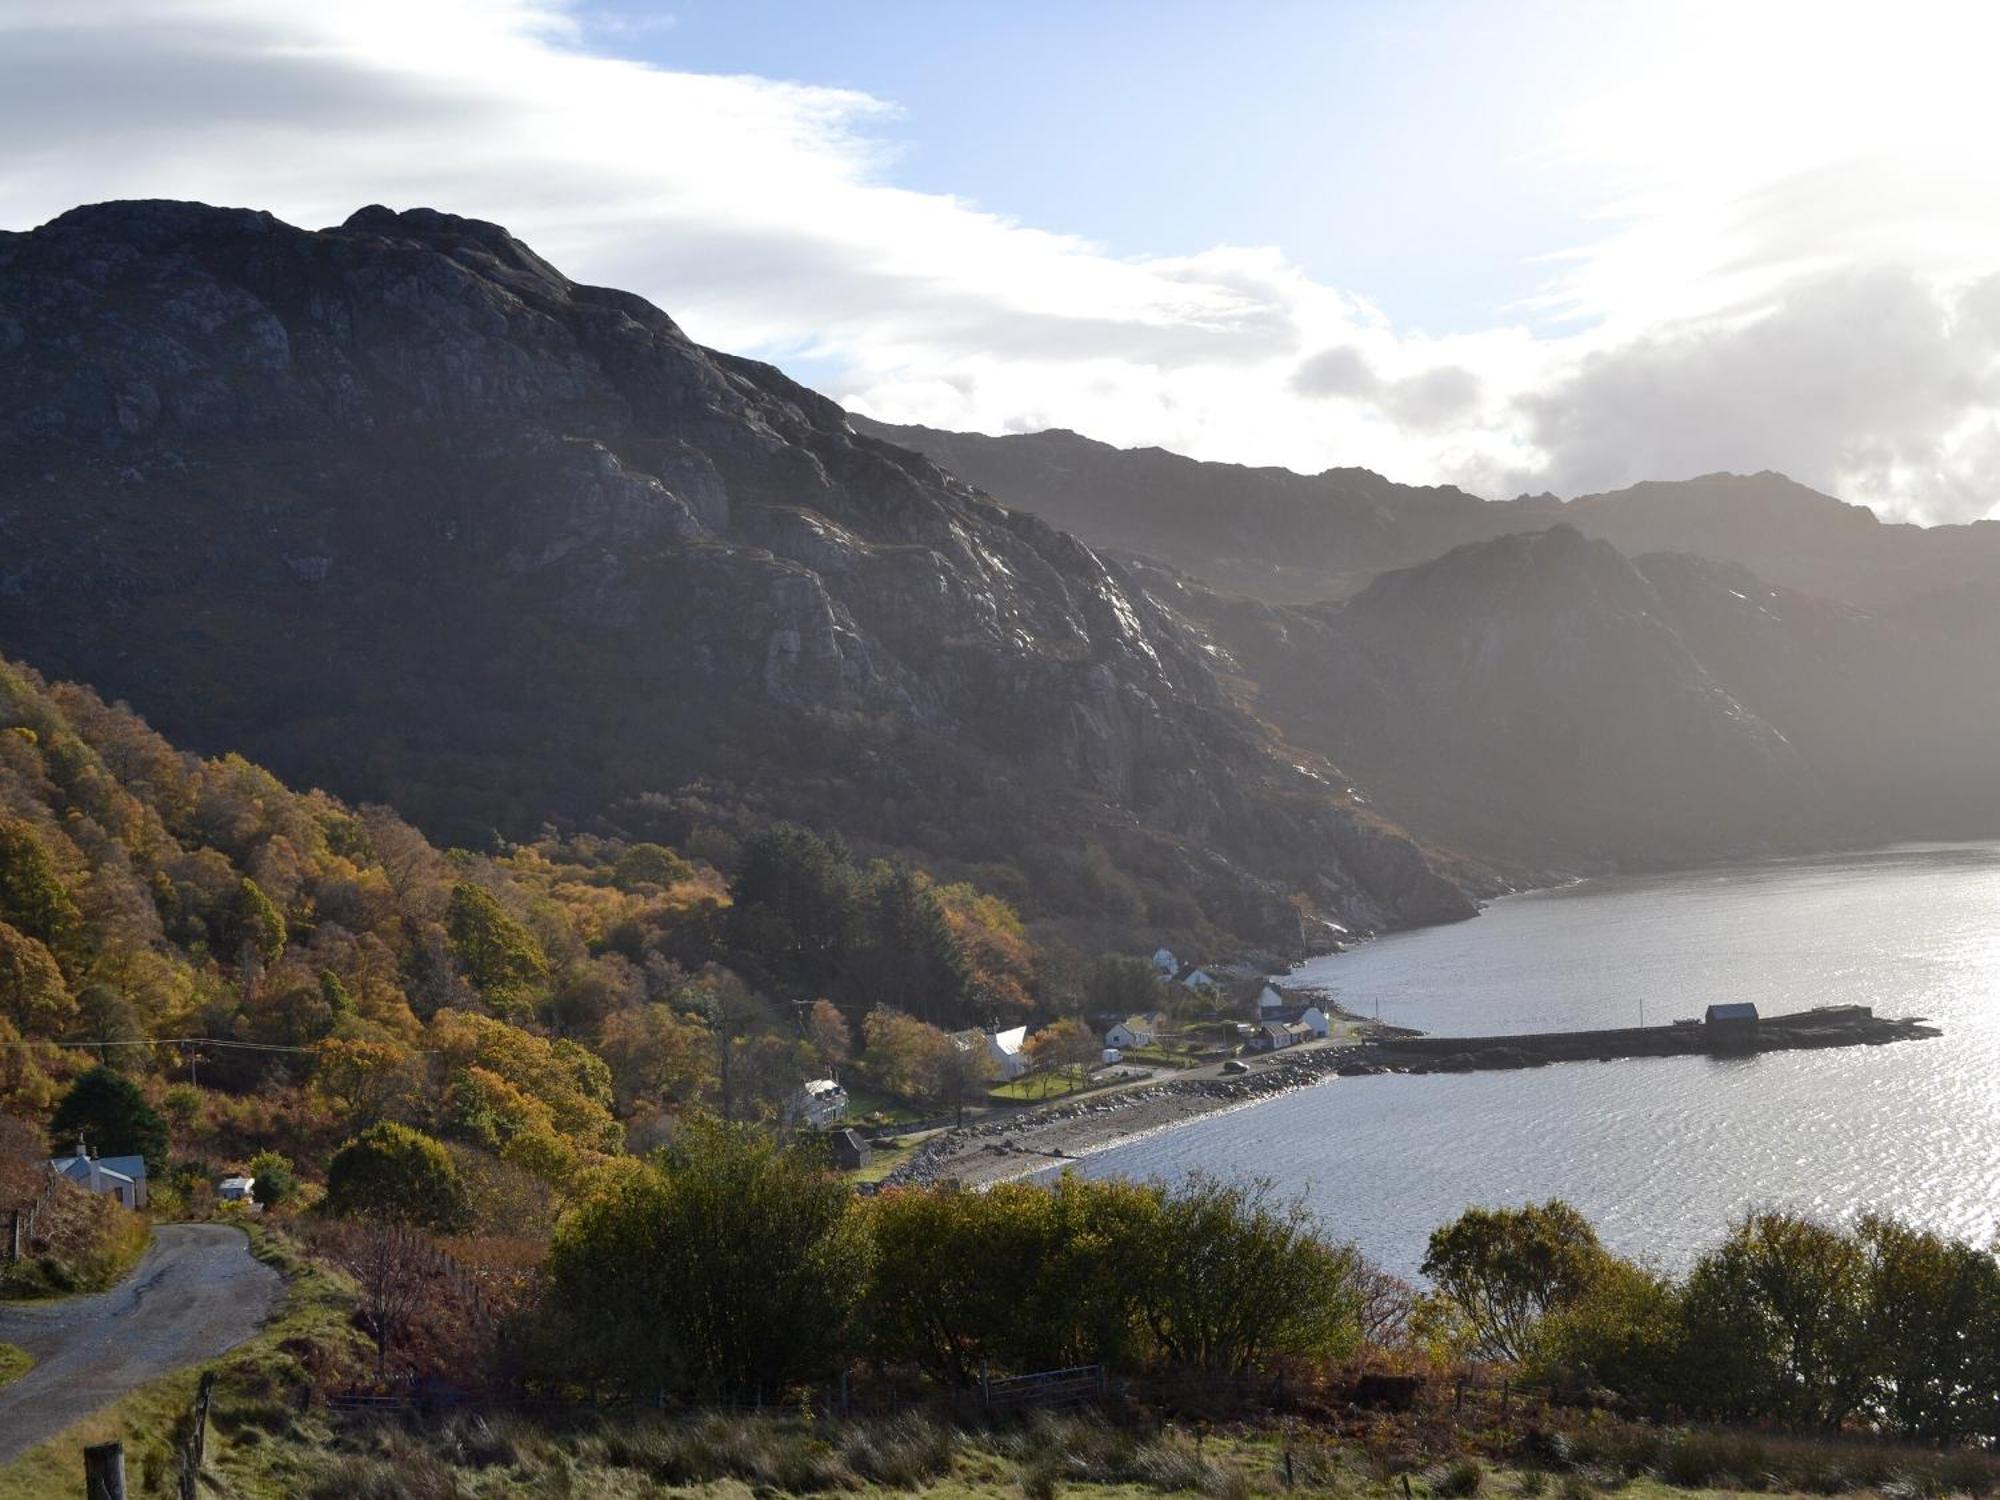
[
  {"left": 801, "top": 1078, "right": 844, "bottom": 1098},
  {"left": 219, "top": 1176, "right": 256, "bottom": 1193},
  {"left": 52, "top": 1157, "right": 137, "bottom": 1188},
  {"left": 991, "top": 1026, "right": 1027, "bottom": 1055}
]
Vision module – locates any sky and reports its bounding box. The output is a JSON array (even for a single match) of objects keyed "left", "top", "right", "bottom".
[{"left": 3, "top": 0, "right": 1999, "bottom": 518}]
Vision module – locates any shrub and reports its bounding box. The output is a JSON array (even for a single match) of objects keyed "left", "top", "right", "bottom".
[{"left": 323, "top": 1123, "right": 471, "bottom": 1232}]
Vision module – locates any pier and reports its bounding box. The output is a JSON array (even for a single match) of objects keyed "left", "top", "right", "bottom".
[{"left": 1340, "top": 1004, "right": 1940, "bottom": 1076}]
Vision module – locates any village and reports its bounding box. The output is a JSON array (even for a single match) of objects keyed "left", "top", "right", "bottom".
[{"left": 780, "top": 947, "right": 1367, "bottom": 1187}]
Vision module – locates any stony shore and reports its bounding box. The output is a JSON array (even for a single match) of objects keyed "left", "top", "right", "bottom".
[{"left": 879, "top": 1038, "right": 1369, "bottom": 1190}]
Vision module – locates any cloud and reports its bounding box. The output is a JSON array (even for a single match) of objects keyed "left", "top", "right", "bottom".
[
  {"left": 1, "top": 0, "right": 1998, "bottom": 520},
  {"left": 1517, "top": 269, "right": 2000, "bottom": 519}
]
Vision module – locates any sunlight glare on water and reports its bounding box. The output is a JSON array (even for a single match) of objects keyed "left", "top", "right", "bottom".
[{"left": 1077, "top": 844, "right": 2000, "bottom": 1277}]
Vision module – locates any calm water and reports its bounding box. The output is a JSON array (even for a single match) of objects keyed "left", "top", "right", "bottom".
[{"left": 1076, "top": 843, "right": 2000, "bottom": 1278}]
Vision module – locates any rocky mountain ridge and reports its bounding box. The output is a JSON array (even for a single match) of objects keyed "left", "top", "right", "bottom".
[
  {"left": 860, "top": 419, "right": 2000, "bottom": 613},
  {"left": 0, "top": 199, "right": 1477, "bottom": 955}
]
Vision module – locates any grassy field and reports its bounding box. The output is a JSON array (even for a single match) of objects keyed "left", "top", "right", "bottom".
[
  {"left": 0, "top": 1225, "right": 371, "bottom": 1500},
  {"left": 987, "top": 1070, "right": 1114, "bottom": 1103},
  {"left": 0, "top": 1343, "right": 28, "bottom": 1391},
  {"left": 0, "top": 1195, "right": 150, "bottom": 1301},
  {"left": 16, "top": 1399, "right": 1984, "bottom": 1500},
  {"left": 844, "top": 1084, "right": 936, "bottom": 1127},
  {"left": 846, "top": 1136, "right": 920, "bottom": 1184}
]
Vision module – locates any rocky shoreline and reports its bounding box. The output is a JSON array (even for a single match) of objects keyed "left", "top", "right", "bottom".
[
  {"left": 876, "top": 1002, "right": 1942, "bottom": 1191},
  {"left": 879, "top": 1039, "right": 1370, "bottom": 1190}
]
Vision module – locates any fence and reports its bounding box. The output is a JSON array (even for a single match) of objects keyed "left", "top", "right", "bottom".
[
  {"left": 980, "top": 1363, "right": 1107, "bottom": 1409},
  {"left": 5, "top": 1166, "right": 62, "bottom": 1264}
]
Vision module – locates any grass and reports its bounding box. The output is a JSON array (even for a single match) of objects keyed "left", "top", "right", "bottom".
[
  {"left": 0, "top": 1222, "right": 372, "bottom": 1500},
  {"left": 0, "top": 1196, "right": 151, "bottom": 1301},
  {"left": 1123, "top": 1046, "right": 1207, "bottom": 1069},
  {"left": 987, "top": 1070, "right": 1117, "bottom": 1103},
  {"left": 847, "top": 1137, "right": 918, "bottom": 1183},
  {"left": 0, "top": 1343, "right": 29, "bottom": 1390},
  {"left": 843, "top": 1083, "right": 935, "bottom": 1127}
]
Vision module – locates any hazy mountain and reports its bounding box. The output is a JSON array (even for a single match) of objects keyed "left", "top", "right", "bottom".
[
  {"left": 1135, "top": 524, "right": 2000, "bottom": 866},
  {"left": 859, "top": 420, "right": 2000, "bottom": 613},
  {"left": 850, "top": 419, "right": 1533, "bottom": 603},
  {"left": 0, "top": 200, "right": 1477, "bottom": 955},
  {"left": 1140, "top": 527, "right": 1822, "bottom": 866}
]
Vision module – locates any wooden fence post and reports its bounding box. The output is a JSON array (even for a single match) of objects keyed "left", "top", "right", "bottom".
[
  {"left": 84, "top": 1441, "right": 126, "bottom": 1500},
  {"left": 192, "top": 1370, "right": 216, "bottom": 1468}
]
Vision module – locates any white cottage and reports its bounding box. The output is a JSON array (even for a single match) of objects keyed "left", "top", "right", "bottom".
[
  {"left": 1151, "top": 947, "right": 1179, "bottom": 976},
  {"left": 1104, "top": 1012, "right": 1161, "bottom": 1050},
  {"left": 952, "top": 1025, "right": 1030, "bottom": 1081},
  {"left": 47, "top": 1143, "right": 148, "bottom": 1209}
]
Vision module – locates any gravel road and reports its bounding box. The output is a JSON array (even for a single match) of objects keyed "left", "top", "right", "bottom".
[{"left": 0, "top": 1224, "right": 283, "bottom": 1465}]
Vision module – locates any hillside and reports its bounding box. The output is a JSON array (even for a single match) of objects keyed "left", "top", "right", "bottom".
[
  {"left": 0, "top": 201, "right": 1474, "bottom": 957},
  {"left": 860, "top": 420, "right": 2000, "bottom": 615}
]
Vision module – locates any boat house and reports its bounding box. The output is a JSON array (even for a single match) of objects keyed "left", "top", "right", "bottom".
[{"left": 1704, "top": 1002, "right": 1760, "bottom": 1046}]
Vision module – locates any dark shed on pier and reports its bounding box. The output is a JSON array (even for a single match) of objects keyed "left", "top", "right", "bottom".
[{"left": 1704, "top": 1002, "right": 1760, "bottom": 1046}]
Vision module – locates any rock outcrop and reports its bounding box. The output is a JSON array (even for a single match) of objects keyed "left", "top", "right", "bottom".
[{"left": 0, "top": 199, "right": 1477, "bottom": 951}]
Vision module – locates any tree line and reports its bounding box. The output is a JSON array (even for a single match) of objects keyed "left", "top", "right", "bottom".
[
  {"left": 521, "top": 1118, "right": 1364, "bottom": 1403},
  {"left": 1422, "top": 1199, "right": 2000, "bottom": 1443}
]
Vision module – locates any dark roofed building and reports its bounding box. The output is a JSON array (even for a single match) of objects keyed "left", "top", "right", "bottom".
[
  {"left": 828, "top": 1129, "right": 871, "bottom": 1172},
  {"left": 1704, "top": 1002, "right": 1759, "bottom": 1047}
]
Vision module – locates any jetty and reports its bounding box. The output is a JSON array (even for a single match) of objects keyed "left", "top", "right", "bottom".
[{"left": 1340, "top": 1003, "right": 1939, "bottom": 1076}]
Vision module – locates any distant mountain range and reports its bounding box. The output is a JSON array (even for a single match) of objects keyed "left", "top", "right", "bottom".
[
  {"left": 859, "top": 419, "right": 2000, "bottom": 614},
  {"left": 5, "top": 199, "right": 1997, "bottom": 955},
  {"left": 0, "top": 201, "right": 1476, "bottom": 959},
  {"left": 866, "top": 421, "right": 2000, "bottom": 867}
]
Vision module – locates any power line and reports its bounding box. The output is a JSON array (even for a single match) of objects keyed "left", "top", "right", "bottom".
[{"left": 51, "top": 1037, "right": 443, "bottom": 1055}]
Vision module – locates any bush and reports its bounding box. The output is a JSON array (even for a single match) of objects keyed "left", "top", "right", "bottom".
[
  {"left": 248, "top": 1151, "right": 297, "bottom": 1209},
  {"left": 538, "top": 1115, "right": 870, "bottom": 1401},
  {"left": 322, "top": 1123, "right": 471, "bottom": 1232}
]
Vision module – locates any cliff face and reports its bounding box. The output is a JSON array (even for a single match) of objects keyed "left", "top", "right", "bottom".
[
  {"left": 1152, "top": 527, "right": 1829, "bottom": 867},
  {"left": 863, "top": 420, "right": 2000, "bottom": 616},
  {"left": 0, "top": 200, "right": 1476, "bottom": 951},
  {"left": 852, "top": 418, "right": 1532, "bottom": 604}
]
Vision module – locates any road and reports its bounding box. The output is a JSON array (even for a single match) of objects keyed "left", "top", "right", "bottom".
[{"left": 0, "top": 1224, "right": 283, "bottom": 1465}]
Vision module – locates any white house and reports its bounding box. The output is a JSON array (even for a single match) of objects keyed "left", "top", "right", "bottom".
[
  {"left": 790, "top": 1078, "right": 849, "bottom": 1129},
  {"left": 952, "top": 1025, "right": 1030, "bottom": 1081},
  {"left": 217, "top": 1176, "right": 257, "bottom": 1203},
  {"left": 1296, "top": 1006, "right": 1332, "bottom": 1039},
  {"left": 47, "top": 1143, "right": 148, "bottom": 1210},
  {"left": 1151, "top": 947, "right": 1179, "bottom": 976},
  {"left": 1256, "top": 982, "right": 1286, "bottom": 1013},
  {"left": 1104, "top": 1012, "right": 1161, "bottom": 1050},
  {"left": 1174, "top": 965, "right": 1217, "bottom": 992},
  {"left": 987, "top": 1026, "right": 1029, "bottom": 1080}
]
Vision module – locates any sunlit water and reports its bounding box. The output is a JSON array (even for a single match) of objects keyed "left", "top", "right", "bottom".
[{"left": 1073, "top": 843, "right": 2000, "bottom": 1277}]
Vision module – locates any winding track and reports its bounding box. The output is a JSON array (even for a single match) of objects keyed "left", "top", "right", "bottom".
[{"left": 0, "top": 1224, "right": 283, "bottom": 1465}]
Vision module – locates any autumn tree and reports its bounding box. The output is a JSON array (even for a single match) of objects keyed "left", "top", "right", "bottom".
[
  {"left": 861, "top": 1006, "right": 955, "bottom": 1105},
  {"left": 0, "top": 816, "right": 79, "bottom": 953},
  {"left": 230, "top": 876, "right": 287, "bottom": 967},
  {"left": 1024, "top": 1017, "right": 1096, "bottom": 1096},
  {"left": 1421, "top": 1199, "right": 1612, "bottom": 1363},
  {"left": 0, "top": 921, "right": 73, "bottom": 1035},
  {"left": 803, "top": 998, "right": 850, "bottom": 1069},
  {"left": 445, "top": 881, "right": 551, "bottom": 1015}
]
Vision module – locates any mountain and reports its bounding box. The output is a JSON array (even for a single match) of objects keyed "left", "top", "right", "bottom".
[
  {"left": 0, "top": 200, "right": 1477, "bottom": 956},
  {"left": 858, "top": 420, "right": 2000, "bottom": 614},
  {"left": 850, "top": 419, "right": 1533, "bottom": 603},
  {"left": 1140, "top": 524, "right": 2000, "bottom": 866},
  {"left": 1143, "top": 527, "right": 1821, "bottom": 866}
]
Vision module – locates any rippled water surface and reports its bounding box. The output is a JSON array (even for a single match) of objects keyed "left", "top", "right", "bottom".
[{"left": 1078, "top": 844, "right": 2000, "bottom": 1276}]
